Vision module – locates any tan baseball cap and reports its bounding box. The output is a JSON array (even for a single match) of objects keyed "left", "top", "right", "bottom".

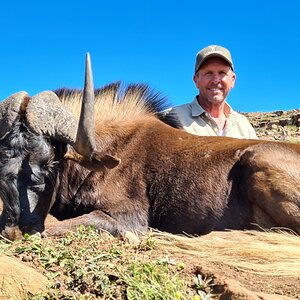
[{"left": 194, "top": 45, "right": 234, "bottom": 74}]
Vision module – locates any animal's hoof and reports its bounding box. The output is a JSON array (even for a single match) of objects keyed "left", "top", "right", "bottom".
[
  {"left": 121, "top": 231, "right": 141, "bottom": 245},
  {"left": 0, "top": 226, "right": 23, "bottom": 241}
]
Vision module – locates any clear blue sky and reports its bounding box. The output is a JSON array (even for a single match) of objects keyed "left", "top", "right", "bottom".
[{"left": 1, "top": 0, "right": 299, "bottom": 112}]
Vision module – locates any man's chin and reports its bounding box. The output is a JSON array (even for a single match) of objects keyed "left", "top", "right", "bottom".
[{"left": 208, "top": 97, "right": 225, "bottom": 104}]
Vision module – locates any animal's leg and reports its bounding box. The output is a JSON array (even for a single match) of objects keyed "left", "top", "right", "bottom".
[
  {"left": 239, "top": 144, "right": 300, "bottom": 233},
  {"left": 44, "top": 210, "right": 146, "bottom": 239}
]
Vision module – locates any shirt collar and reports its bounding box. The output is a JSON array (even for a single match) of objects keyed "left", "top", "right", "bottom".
[{"left": 191, "top": 97, "right": 206, "bottom": 117}]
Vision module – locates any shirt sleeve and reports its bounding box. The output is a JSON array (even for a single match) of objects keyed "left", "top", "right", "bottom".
[{"left": 248, "top": 123, "right": 259, "bottom": 139}]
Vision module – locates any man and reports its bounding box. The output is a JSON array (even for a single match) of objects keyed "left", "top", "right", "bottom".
[{"left": 168, "top": 45, "right": 257, "bottom": 139}]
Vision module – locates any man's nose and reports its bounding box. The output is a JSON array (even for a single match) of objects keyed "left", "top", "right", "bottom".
[{"left": 211, "top": 74, "right": 221, "bottom": 83}]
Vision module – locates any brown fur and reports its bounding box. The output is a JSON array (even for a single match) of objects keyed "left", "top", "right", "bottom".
[
  {"left": 44, "top": 83, "right": 300, "bottom": 237},
  {"left": 2, "top": 84, "right": 299, "bottom": 238}
]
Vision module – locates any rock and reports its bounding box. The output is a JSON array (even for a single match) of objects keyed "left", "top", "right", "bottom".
[
  {"left": 0, "top": 254, "right": 47, "bottom": 299},
  {"left": 243, "top": 109, "right": 300, "bottom": 142},
  {"left": 268, "top": 123, "right": 278, "bottom": 130},
  {"left": 274, "top": 110, "right": 284, "bottom": 116}
]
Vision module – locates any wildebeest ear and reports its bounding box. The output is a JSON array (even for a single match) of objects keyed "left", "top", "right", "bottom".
[
  {"left": 64, "top": 151, "right": 120, "bottom": 171},
  {"left": 91, "top": 152, "right": 121, "bottom": 170}
]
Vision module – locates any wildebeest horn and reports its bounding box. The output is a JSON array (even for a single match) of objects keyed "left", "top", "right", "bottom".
[
  {"left": 26, "top": 53, "right": 96, "bottom": 157},
  {"left": 75, "top": 52, "right": 96, "bottom": 156},
  {"left": 26, "top": 53, "right": 120, "bottom": 169},
  {"left": 0, "top": 91, "right": 29, "bottom": 138},
  {"left": 26, "top": 89, "right": 120, "bottom": 169},
  {"left": 26, "top": 91, "right": 79, "bottom": 145}
]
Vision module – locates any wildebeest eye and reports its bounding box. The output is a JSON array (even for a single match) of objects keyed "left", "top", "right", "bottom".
[{"left": 30, "top": 172, "right": 45, "bottom": 185}]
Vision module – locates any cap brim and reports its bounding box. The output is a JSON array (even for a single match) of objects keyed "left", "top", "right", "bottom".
[{"left": 198, "top": 54, "right": 234, "bottom": 72}]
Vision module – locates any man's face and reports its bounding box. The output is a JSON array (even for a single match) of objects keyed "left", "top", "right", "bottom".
[{"left": 194, "top": 57, "right": 236, "bottom": 105}]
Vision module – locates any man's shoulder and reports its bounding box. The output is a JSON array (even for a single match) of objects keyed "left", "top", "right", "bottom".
[
  {"left": 229, "top": 109, "right": 250, "bottom": 121},
  {"left": 162, "top": 100, "right": 196, "bottom": 127},
  {"left": 227, "top": 109, "right": 258, "bottom": 139},
  {"left": 170, "top": 101, "right": 193, "bottom": 112}
]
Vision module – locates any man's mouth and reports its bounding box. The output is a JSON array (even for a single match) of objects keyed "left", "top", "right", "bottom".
[{"left": 208, "top": 87, "right": 222, "bottom": 93}]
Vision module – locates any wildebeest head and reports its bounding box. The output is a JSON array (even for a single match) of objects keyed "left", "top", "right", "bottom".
[{"left": 0, "top": 54, "right": 119, "bottom": 239}]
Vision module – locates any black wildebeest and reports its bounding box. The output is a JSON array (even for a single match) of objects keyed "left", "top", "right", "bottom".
[{"left": 0, "top": 54, "right": 300, "bottom": 240}]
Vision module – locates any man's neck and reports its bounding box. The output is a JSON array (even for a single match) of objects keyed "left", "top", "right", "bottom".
[{"left": 197, "top": 95, "right": 228, "bottom": 132}]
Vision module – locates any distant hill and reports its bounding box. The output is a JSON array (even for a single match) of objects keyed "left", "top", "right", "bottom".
[{"left": 243, "top": 109, "right": 300, "bottom": 143}]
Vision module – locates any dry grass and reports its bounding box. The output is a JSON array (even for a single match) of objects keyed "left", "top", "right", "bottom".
[{"left": 152, "top": 229, "right": 300, "bottom": 277}]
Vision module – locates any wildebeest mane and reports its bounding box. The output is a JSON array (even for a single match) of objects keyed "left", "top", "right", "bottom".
[{"left": 53, "top": 82, "right": 182, "bottom": 129}]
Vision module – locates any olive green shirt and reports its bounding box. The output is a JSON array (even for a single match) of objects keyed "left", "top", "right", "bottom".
[{"left": 168, "top": 97, "right": 258, "bottom": 139}]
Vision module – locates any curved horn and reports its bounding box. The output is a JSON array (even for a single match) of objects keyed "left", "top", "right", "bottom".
[
  {"left": 26, "top": 53, "right": 96, "bottom": 156},
  {"left": 75, "top": 52, "right": 96, "bottom": 156},
  {"left": 0, "top": 92, "right": 29, "bottom": 138},
  {"left": 25, "top": 54, "right": 120, "bottom": 169},
  {"left": 26, "top": 91, "right": 78, "bottom": 145}
]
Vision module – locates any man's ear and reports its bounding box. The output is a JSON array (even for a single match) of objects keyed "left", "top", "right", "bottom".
[
  {"left": 193, "top": 73, "right": 200, "bottom": 88},
  {"left": 231, "top": 72, "right": 236, "bottom": 88}
]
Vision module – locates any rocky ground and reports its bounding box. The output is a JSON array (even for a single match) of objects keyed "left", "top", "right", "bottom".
[{"left": 244, "top": 108, "right": 300, "bottom": 142}]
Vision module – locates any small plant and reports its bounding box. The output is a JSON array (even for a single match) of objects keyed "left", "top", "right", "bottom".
[
  {"left": 138, "top": 230, "right": 157, "bottom": 251},
  {"left": 193, "top": 274, "right": 214, "bottom": 300}
]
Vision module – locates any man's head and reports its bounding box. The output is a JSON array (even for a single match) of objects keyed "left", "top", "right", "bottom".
[
  {"left": 194, "top": 45, "right": 234, "bottom": 74},
  {"left": 193, "top": 45, "right": 236, "bottom": 107}
]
